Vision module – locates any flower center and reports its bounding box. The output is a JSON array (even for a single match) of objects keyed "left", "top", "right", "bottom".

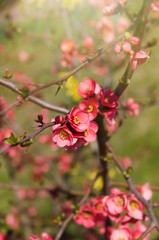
[
  {"left": 59, "top": 130, "right": 68, "bottom": 140},
  {"left": 130, "top": 200, "right": 139, "bottom": 210},
  {"left": 95, "top": 203, "right": 103, "bottom": 210},
  {"left": 84, "top": 129, "right": 89, "bottom": 136},
  {"left": 86, "top": 105, "right": 94, "bottom": 113},
  {"left": 116, "top": 197, "right": 124, "bottom": 206},
  {"left": 86, "top": 88, "right": 90, "bottom": 94},
  {"left": 118, "top": 238, "right": 125, "bottom": 240},
  {"left": 83, "top": 212, "right": 91, "bottom": 219},
  {"left": 73, "top": 116, "right": 80, "bottom": 124},
  {"left": 105, "top": 97, "right": 110, "bottom": 102}
]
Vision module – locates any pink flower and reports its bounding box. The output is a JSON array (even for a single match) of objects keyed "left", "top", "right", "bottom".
[
  {"left": 138, "top": 183, "right": 152, "bottom": 201},
  {"left": 106, "top": 122, "right": 118, "bottom": 133},
  {"left": 122, "top": 98, "right": 139, "bottom": 117},
  {"left": 0, "top": 232, "right": 6, "bottom": 240},
  {"left": 122, "top": 41, "right": 132, "bottom": 53},
  {"left": 19, "top": 50, "right": 29, "bottom": 62},
  {"left": 101, "top": 108, "right": 118, "bottom": 126},
  {"left": 100, "top": 89, "right": 118, "bottom": 108},
  {"left": 60, "top": 39, "right": 76, "bottom": 54},
  {"left": 103, "top": 3, "right": 118, "bottom": 16},
  {"left": 83, "top": 36, "right": 94, "bottom": 51},
  {"left": 129, "top": 36, "right": 140, "bottom": 46},
  {"left": 30, "top": 235, "right": 40, "bottom": 240},
  {"left": 79, "top": 98, "right": 99, "bottom": 120},
  {"left": 121, "top": 157, "right": 132, "bottom": 168},
  {"left": 150, "top": 1, "right": 159, "bottom": 13},
  {"left": 105, "top": 189, "right": 127, "bottom": 216},
  {"left": 5, "top": 214, "right": 19, "bottom": 230},
  {"left": 114, "top": 42, "right": 122, "bottom": 53},
  {"left": 130, "top": 51, "right": 150, "bottom": 71},
  {"left": 110, "top": 227, "right": 132, "bottom": 240},
  {"left": 118, "top": 0, "right": 127, "bottom": 7},
  {"left": 52, "top": 124, "right": 76, "bottom": 147},
  {"left": 126, "top": 195, "right": 144, "bottom": 220},
  {"left": 94, "top": 83, "right": 103, "bottom": 98},
  {"left": 67, "top": 107, "right": 90, "bottom": 132},
  {"left": 90, "top": 196, "right": 108, "bottom": 219},
  {"left": 74, "top": 204, "right": 96, "bottom": 228},
  {"left": 78, "top": 78, "right": 96, "bottom": 98},
  {"left": 82, "top": 121, "right": 98, "bottom": 145},
  {"left": 58, "top": 154, "right": 73, "bottom": 173},
  {"left": 132, "top": 222, "right": 149, "bottom": 240},
  {"left": 41, "top": 233, "right": 53, "bottom": 240},
  {"left": 61, "top": 53, "right": 74, "bottom": 68}
]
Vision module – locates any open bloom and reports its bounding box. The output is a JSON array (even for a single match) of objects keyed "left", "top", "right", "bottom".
[
  {"left": 105, "top": 189, "right": 127, "bottom": 216},
  {"left": 74, "top": 204, "right": 96, "bottom": 228},
  {"left": 110, "top": 227, "right": 132, "bottom": 240},
  {"left": 67, "top": 107, "right": 90, "bottom": 132},
  {"left": 78, "top": 78, "right": 96, "bottom": 98},
  {"left": 60, "top": 39, "right": 76, "bottom": 54},
  {"left": 100, "top": 89, "right": 118, "bottom": 108},
  {"left": 52, "top": 124, "right": 76, "bottom": 147},
  {"left": 130, "top": 51, "right": 150, "bottom": 71},
  {"left": 82, "top": 121, "right": 98, "bottom": 145},
  {"left": 126, "top": 195, "right": 144, "bottom": 220},
  {"left": 79, "top": 98, "right": 99, "bottom": 120}
]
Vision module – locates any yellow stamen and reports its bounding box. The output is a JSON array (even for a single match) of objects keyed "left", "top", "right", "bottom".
[
  {"left": 130, "top": 200, "right": 139, "bottom": 210},
  {"left": 86, "top": 105, "right": 94, "bottom": 113},
  {"left": 73, "top": 116, "right": 80, "bottom": 124},
  {"left": 116, "top": 197, "right": 124, "bottom": 206},
  {"left": 59, "top": 130, "right": 68, "bottom": 140}
]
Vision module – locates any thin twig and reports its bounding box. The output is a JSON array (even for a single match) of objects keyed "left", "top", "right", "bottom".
[
  {"left": 0, "top": 122, "right": 55, "bottom": 155},
  {"left": 107, "top": 143, "right": 159, "bottom": 233},
  {"left": 54, "top": 169, "right": 103, "bottom": 240},
  {"left": 0, "top": 78, "right": 68, "bottom": 115},
  {"left": 137, "top": 224, "right": 155, "bottom": 240}
]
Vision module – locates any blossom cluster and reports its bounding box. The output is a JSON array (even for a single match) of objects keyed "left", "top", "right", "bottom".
[
  {"left": 74, "top": 186, "right": 152, "bottom": 239},
  {"left": 52, "top": 78, "right": 119, "bottom": 149}
]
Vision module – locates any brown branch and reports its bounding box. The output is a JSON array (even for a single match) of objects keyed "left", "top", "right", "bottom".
[
  {"left": 0, "top": 99, "right": 22, "bottom": 117},
  {"left": 0, "top": 78, "right": 68, "bottom": 115},
  {"left": 115, "top": 0, "right": 153, "bottom": 98},
  {"left": 28, "top": 36, "right": 123, "bottom": 96},
  {"left": 107, "top": 143, "right": 159, "bottom": 233},
  {"left": 0, "top": 182, "right": 84, "bottom": 196},
  {"left": 54, "top": 169, "right": 103, "bottom": 240},
  {"left": 112, "top": 181, "right": 159, "bottom": 192},
  {"left": 0, "top": 122, "right": 55, "bottom": 155},
  {"left": 137, "top": 224, "right": 155, "bottom": 240}
]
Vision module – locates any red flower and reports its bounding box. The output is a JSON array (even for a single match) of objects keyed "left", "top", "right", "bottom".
[
  {"left": 52, "top": 124, "right": 77, "bottom": 147},
  {"left": 67, "top": 107, "right": 90, "bottom": 132},
  {"left": 82, "top": 121, "right": 98, "bottom": 145},
  {"left": 130, "top": 51, "right": 149, "bottom": 71},
  {"left": 100, "top": 89, "right": 118, "bottom": 108},
  {"left": 79, "top": 98, "right": 99, "bottom": 120},
  {"left": 74, "top": 204, "right": 96, "bottom": 228},
  {"left": 101, "top": 108, "right": 118, "bottom": 126},
  {"left": 78, "top": 78, "right": 96, "bottom": 98},
  {"left": 60, "top": 39, "right": 76, "bottom": 54},
  {"left": 126, "top": 195, "right": 144, "bottom": 220}
]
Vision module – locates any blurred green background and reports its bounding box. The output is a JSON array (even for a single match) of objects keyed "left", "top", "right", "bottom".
[{"left": 0, "top": 0, "right": 159, "bottom": 239}]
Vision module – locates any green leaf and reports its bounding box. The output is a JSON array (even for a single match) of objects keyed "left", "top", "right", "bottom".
[{"left": 3, "top": 132, "right": 19, "bottom": 145}]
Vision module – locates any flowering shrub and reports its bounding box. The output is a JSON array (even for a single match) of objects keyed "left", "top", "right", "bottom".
[{"left": 0, "top": 0, "right": 159, "bottom": 240}]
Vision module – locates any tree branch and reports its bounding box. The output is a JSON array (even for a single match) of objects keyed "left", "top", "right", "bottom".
[
  {"left": 0, "top": 122, "right": 55, "bottom": 155},
  {"left": 0, "top": 78, "right": 68, "bottom": 115},
  {"left": 107, "top": 143, "right": 159, "bottom": 233}
]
